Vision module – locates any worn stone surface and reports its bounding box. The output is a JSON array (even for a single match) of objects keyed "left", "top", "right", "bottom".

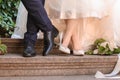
[
  {"left": 0, "top": 38, "right": 118, "bottom": 77},
  {"left": 0, "top": 75, "right": 120, "bottom": 80},
  {"left": 0, "top": 53, "right": 118, "bottom": 76}
]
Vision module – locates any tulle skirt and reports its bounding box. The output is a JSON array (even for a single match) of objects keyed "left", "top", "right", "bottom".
[
  {"left": 46, "top": 0, "right": 118, "bottom": 49},
  {"left": 46, "top": 0, "right": 115, "bottom": 19}
]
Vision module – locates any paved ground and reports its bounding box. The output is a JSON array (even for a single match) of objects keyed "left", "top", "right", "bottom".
[{"left": 0, "top": 75, "right": 120, "bottom": 80}]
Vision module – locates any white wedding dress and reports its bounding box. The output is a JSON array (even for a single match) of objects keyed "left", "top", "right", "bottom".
[
  {"left": 47, "top": 0, "right": 114, "bottom": 19},
  {"left": 11, "top": 1, "right": 120, "bottom": 78},
  {"left": 46, "top": 0, "right": 117, "bottom": 50}
]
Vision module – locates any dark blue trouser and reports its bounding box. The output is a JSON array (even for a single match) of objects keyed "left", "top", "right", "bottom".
[{"left": 21, "top": 0, "right": 53, "bottom": 45}]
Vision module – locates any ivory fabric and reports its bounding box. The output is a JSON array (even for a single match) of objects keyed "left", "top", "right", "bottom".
[
  {"left": 46, "top": 0, "right": 117, "bottom": 50},
  {"left": 95, "top": 54, "right": 120, "bottom": 79},
  {"left": 46, "top": 0, "right": 115, "bottom": 19}
]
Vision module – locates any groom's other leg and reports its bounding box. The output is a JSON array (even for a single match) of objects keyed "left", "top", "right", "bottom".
[
  {"left": 23, "top": 14, "right": 39, "bottom": 57},
  {"left": 21, "top": 0, "right": 59, "bottom": 56},
  {"left": 41, "top": 0, "right": 45, "bottom": 5}
]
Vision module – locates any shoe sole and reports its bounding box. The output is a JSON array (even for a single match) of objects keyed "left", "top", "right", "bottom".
[{"left": 73, "top": 53, "right": 84, "bottom": 56}]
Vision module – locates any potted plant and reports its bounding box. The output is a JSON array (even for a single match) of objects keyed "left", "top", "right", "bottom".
[{"left": 0, "top": 38, "right": 7, "bottom": 55}]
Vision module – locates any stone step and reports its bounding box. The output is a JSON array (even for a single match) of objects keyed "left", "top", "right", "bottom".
[
  {"left": 1, "top": 38, "right": 59, "bottom": 53},
  {"left": 0, "top": 38, "right": 118, "bottom": 76},
  {"left": 0, "top": 75, "right": 117, "bottom": 80},
  {"left": 0, "top": 53, "right": 118, "bottom": 76}
]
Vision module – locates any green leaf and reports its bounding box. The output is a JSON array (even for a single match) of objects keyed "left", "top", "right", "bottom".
[
  {"left": 98, "top": 46, "right": 105, "bottom": 53},
  {"left": 85, "top": 50, "right": 93, "bottom": 55},
  {"left": 0, "top": 0, "right": 20, "bottom": 37},
  {"left": 0, "top": 0, "right": 2, "bottom": 3},
  {"left": 113, "top": 48, "right": 120, "bottom": 54},
  {"left": 94, "top": 38, "right": 106, "bottom": 45}
]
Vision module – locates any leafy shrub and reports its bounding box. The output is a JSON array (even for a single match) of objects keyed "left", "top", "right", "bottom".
[
  {"left": 86, "top": 38, "right": 120, "bottom": 55},
  {"left": 0, "top": 0, "right": 20, "bottom": 37},
  {"left": 0, "top": 38, "right": 7, "bottom": 55}
]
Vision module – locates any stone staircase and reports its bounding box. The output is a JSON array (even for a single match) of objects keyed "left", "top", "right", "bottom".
[{"left": 0, "top": 38, "right": 118, "bottom": 76}]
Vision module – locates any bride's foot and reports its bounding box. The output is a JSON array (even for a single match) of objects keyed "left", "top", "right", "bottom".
[
  {"left": 58, "top": 32, "right": 70, "bottom": 54},
  {"left": 59, "top": 45, "right": 70, "bottom": 54},
  {"left": 73, "top": 50, "right": 84, "bottom": 56}
]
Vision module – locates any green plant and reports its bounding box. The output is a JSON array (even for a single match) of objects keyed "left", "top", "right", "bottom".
[
  {"left": 0, "top": 38, "right": 7, "bottom": 55},
  {"left": 0, "top": 0, "right": 20, "bottom": 37},
  {"left": 86, "top": 38, "right": 120, "bottom": 55}
]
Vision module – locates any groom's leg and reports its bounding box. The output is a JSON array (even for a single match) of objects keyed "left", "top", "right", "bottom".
[
  {"left": 41, "top": 0, "right": 45, "bottom": 5},
  {"left": 21, "top": 0, "right": 53, "bottom": 32},
  {"left": 23, "top": 14, "right": 39, "bottom": 57},
  {"left": 21, "top": 0, "right": 59, "bottom": 56},
  {"left": 24, "top": 14, "right": 39, "bottom": 45}
]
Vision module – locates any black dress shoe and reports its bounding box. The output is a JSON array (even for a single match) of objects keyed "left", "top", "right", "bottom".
[
  {"left": 23, "top": 42, "right": 36, "bottom": 57},
  {"left": 42, "top": 26, "right": 59, "bottom": 56},
  {"left": 23, "top": 46, "right": 36, "bottom": 57},
  {"left": 42, "top": 31, "right": 54, "bottom": 56},
  {"left": 23, "top": 32, "right": 37, "bottom": 57}
]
